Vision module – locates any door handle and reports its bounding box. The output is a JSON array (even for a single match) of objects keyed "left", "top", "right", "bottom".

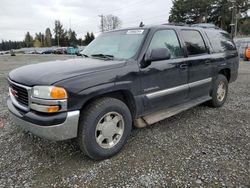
[{"left": 180, "top": 64, "right": 188, "bottom": 69}]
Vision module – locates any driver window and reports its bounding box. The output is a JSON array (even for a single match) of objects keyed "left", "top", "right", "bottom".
[{"left": 148, "top": 30, "right": 183, "bottom": 59}]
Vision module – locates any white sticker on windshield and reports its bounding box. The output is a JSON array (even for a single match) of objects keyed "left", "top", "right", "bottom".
[{"left": 126, "top": 30, "right": 144, "bottom": 35}]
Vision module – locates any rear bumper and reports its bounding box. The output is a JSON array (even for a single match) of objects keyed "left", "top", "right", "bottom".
[{"left": 7, "top": 96, "right": 80, "bottom": 141}]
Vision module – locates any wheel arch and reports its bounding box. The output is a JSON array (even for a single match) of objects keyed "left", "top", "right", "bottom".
[
  {"left": 218, "top": 68, "right": 231, "bottom": 82},
  {"left": 80, "top": 89, "right": 138, "bottom": 119}
]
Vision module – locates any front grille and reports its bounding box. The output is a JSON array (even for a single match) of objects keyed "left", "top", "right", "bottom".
[{"left": 9, "top": 82, "right": 29, "bottom": 107}]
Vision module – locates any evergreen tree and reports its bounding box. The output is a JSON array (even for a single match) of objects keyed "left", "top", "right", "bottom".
[
  {"left": 83, "top": 32, "right": 95, "bottom": 45},
  {"left": 54, "top": 20, "right": 67, "bottom": 46},
  {"left": 24, "top": 32, "right": 33, "bottom": 47},
  {"left": 68, "top": 29, "right": 78, "bottom": 47},
  {"left": 168, "top": 0, "right": 250, "bottom": 33},
  {"left": 239, "top": 18, "right": 250, "bottom": 35},
  {"left": 44, "top": 28, "right": 52, "bottom": 47},
  {"left": 90, "top": 32, "right": 95, "bottom": 41}
]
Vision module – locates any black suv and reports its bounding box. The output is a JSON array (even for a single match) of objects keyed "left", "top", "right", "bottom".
[{"left": 7, "top": 25, "right": 239, "bottom": 160}]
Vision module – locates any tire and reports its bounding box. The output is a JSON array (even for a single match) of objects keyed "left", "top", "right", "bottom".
[
  {"left": 209, "top": 74, "right": 228, "bottom": 108},
  {"left": 78, "top": 97, "right": 132, "bottom": 160}
]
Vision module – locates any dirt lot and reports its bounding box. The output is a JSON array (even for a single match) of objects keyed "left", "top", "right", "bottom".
[{"left": 0, "top": 54, "right": 249, "bottom": 187}]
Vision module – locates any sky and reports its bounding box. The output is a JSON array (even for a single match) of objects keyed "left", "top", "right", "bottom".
[{"left": 0, "top": 0, "right": 173, "bottom": 41}]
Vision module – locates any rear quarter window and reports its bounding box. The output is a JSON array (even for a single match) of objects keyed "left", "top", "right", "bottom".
[{"left": 205, "top": 30, "right": 236, "bottom": 53}]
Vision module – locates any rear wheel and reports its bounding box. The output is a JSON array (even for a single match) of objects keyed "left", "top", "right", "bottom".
[
  {"left": 78, "top": 97, "right": 132, "bottom": 160},
  {"left": 209, "top": 74, "right": 228, "bottom": 107}
]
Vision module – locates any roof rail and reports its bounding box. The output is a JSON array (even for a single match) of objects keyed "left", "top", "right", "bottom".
[
  {"left": 162, "top": 22, "right": 221, "bottom": 30},
  {"left": 190, "top": 23, "right": 221, "bottom": 29},
  {"left": 162, "top": 22, "right": 188, "bottom": 26}
]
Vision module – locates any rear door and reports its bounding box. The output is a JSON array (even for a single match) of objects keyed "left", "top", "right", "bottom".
[
  {"left": 180, "top": 29, "right": 213, "bottom": 99},
  {"left": 139, "top": 29, "right": 189, "bottom": 114}
]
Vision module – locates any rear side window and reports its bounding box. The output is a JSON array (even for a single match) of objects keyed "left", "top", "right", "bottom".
[
  {"left": 205, "top": 30, "right": 236, "bottom": 53},
  {"left": 181, "top": 30, "right": 207, "bottom": 56},
  {"left": 148, "top": 30, "right": 183, "bottom": 59}
]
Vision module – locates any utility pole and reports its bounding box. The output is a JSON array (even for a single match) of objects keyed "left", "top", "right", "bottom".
[
  {"left": 57, "top": 33, "right": 60, "bottom": 47},
  {"left": 234, "top": 0, "right": 238, "bottom": 38},
  {"left": 230, "top": 1, "right": 235, "bottom": 37},
  {"left": 99, "top": 15, "right": 104, "bottom": 32},
  {"left": 230, "top": 0, "right": 238, "bottom": 38}
]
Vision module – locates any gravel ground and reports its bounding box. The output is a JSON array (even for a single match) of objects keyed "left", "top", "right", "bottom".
[{"left": 0, "top": 54, "right": 249, "bottom": 187}]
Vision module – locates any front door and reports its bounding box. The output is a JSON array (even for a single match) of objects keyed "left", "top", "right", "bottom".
[{"left": 139, "top": 29, "right": 189, "bottom": 114}]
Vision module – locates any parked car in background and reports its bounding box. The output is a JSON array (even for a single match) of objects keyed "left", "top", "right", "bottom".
[
  {"left": 41, "top": 49, "right": 55, "bottom": 54},
  {"left": 239, "top": 45, "right": 247, "bottom": 58},
  {"left": 244, "top": 47, "right": 250, "bottom": 61},
  {"left": 66, "top": 46, "right": 79, "bottom": 55},
  {"left": 10, "top": 49, "right": 16, "bottom": 56},
  {"left": 54, "top": 48, "right": 65, "bottom": 54},
  {"left": 76, "top": 46, "right": 86, "bottom": 56},
  {"left": 27, "top": 50, "right": 40, "bottom": 54}
]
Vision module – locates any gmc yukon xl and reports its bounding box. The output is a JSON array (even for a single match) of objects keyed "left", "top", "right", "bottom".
[{"left": 7, "top": 25, "right": 239, "bottom": 160}]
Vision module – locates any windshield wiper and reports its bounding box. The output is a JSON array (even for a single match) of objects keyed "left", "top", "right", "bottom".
[
  {"left": 81, "top": 53, "right": 89, "bottom": 58},
  {"left": 91, "top": 54, "right": 114, "bottom": 60}
]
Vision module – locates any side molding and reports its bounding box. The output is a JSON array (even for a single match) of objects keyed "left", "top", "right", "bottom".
[{"left": 146, "top": 78, "right": 212, "bottom": 99}]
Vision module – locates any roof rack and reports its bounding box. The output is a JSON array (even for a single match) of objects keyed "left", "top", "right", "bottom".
[
  {"left": 190, "top": 23, "right": 220, "bottom": 29},
  {"left": 162, "top": 22, "right": 221, "bottom": 30},
  {"left": 162, "top": 22, "right": 187, "bottom": 26}
]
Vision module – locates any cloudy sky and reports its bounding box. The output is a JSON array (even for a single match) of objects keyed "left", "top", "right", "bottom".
[{"left": 0, "top": 0, "right": 172, "bottom": 41}]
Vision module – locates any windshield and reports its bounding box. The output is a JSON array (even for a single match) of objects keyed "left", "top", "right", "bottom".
[{"left": 81, "top": 29, "right": 147, "bottom": 60}]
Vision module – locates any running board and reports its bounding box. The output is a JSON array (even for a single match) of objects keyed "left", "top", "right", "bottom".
[{"left": 134, "top": 96, "right": 211, "bottom": 128}]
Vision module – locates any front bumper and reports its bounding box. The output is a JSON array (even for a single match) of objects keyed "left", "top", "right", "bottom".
[{"left": 7, "top": 96, "right": 80, "bottom": 141}]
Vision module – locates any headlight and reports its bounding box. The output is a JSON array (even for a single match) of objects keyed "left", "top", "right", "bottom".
[
  {"left": 31, "top": 86, "right": 67, "bottom": 113},
  {"left": 32, "top": 86, "right": 67, "bottom": 99}
]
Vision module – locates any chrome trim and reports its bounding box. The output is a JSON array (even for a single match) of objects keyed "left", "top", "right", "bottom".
[
  {"left": 30, "top": 103, "right": 59, "bottom": 113},
  {"left": 146, "top": 85, "right": 188, "bottom": 99},
  {"left": 189, "top": 78, "right": 212, "bottom": 88},
  {"left": 146, "top": 77, "right": 212, "bottom": 99},
  {"left": 10, "top": 111, "right": 80, "bottom": 141},
  {"left": 8, "top": 78, "right": 32, "bottom": 90},
  {"left": 30, "top": 97, "right": 67, "bottom": 112},
  {"left": 8, "top": 78, "right": 32, "bottom": 111},
  {"left": 9, "top": 88, "right": 29, "bottom": 112}
]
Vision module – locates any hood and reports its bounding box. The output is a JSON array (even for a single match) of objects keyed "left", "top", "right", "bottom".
[{"left": 8, "top": 58, "right": 126, "bottom": 86}]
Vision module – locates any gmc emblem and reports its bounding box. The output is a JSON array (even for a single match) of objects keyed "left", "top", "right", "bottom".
[{"left": 10, "top": 87, "right": 18, "bottom": 98}]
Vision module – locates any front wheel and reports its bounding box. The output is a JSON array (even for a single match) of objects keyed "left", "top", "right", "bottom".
[
  {"left": 78, "top": 97, "right": 132, "bottom": 160},
  {"left": 209, "top": 75, "right": 228, "bottom": 108}
]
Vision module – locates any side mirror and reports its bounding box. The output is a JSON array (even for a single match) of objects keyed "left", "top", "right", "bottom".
[{"left": 145, "top": 48, "right": 171, "bottom": 62}]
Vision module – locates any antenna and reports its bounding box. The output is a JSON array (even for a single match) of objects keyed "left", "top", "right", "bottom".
[{"left": 139, "top": 22, "right": 144, "bottom": 27}]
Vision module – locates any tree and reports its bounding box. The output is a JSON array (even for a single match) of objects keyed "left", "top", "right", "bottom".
[
  {"left": 44, "top": 28, "right": 52, "bottom": 47},
  {"left": 83, "top": 32, "right": 95, "bottom": 45},
  {"left": 54, "top": 20, "right": 67, "bottom": 46},
  {"left": 90, "top": 33, "right": 95, "bottom": 40},
  {"left": 100, "top": 14, "right": 122, "bottom": 32},
  {"left": 34, "top": 32, "right": 45, "bottom": 47},
  {"left": 0, "top": 40, "right": 25, "bottom": 51},
  {"left": 239, "top": 18, "right": 250, "bottom": 35},
  {"left": 24, "top": 32, "right": 33, "bottom": 47},
  {"left": 68, "top": 29, "right": 78, "bottom": 47},
  {"left": 33, "top": 39, "right": 42, "bottom": 47},
  {"left": 168, "top": 0, "right": 250, "bottom": 33}
]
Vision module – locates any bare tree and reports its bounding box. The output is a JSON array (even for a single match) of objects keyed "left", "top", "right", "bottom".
[{"left": 99, "top": 14, "right": 122, "bottom": 32}]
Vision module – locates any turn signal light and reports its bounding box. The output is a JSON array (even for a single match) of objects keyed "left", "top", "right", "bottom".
[
  {"left": 50, "top": 87, "right": 67, "bottom": 99},
  {"left": 47, "top": 106, "right": 60, "bottom": 113}
]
